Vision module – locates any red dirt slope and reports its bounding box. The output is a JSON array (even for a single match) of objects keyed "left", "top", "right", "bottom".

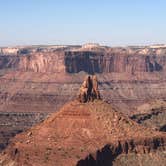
[{"left": 0, "top": 100, "right": 166, "bottom": 166}]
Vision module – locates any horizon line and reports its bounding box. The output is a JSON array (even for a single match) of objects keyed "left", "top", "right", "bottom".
[{"left": 0, "top": 42, "right": 166, "bottom": 48}]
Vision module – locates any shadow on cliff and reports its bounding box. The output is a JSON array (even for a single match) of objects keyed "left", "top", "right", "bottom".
[
  {"left": 76, "top": 144, "right": 123, "bottom": 166},
  {"left": 64, "top": 52, "right": 102, "bottom": 74},
  {"left": 145, "top": 56, "right": 163, "bottom": 72},
  {"left": 160, "top": 124, "right": 166, "bottom": 132}
]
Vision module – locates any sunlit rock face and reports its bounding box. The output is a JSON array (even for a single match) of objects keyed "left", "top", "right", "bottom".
[
  {"left": 19, "top": 51, "right": 66, "bottom": 73},
  {"left": 18, "top": 51, "right": 166, "bottom": 74},
  {"left": 0, "top": 44, "right": 166, "bottom": 74}
]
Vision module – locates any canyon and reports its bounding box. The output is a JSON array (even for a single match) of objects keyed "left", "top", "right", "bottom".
[
  {"left": 0, "top": 44, "right": 166, "bottom": 165},
  {"left": 1, "top": 45, "right": 166, "bottom": 114}
]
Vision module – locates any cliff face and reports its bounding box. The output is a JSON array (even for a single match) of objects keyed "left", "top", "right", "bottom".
[
  {"left": 19, "top": 51, "right": 66, "bottom": 73},
  {"left": 65, "top": 51, "right": 165, "bottom": 74},
  {"left": 0, "top": 56, "right": 20, "bottom": 70},
  {"left": 0, "top": 49, "right": 165, "bottom": 74}
]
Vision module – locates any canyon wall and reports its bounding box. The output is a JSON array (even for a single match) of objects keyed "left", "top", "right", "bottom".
[
  {"left": 19, "top": 51, "right": 66, "bottom": 73},
  {"left": 0, "top": 49, "right": 166, "bottom": 74},
  {"left": 65, "top": 51, "right": 165, "bottom": 74},
  {"left": 0, "top": 56, "right": 20, "bottom": 70}
]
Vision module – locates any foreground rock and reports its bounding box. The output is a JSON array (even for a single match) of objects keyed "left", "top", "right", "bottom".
[{"left": 0, "top": 100, "right": 166, "bottom": 166}]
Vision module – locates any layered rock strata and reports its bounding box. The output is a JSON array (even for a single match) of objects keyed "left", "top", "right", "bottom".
[
  {"left": 0, "top": 101, "right": 165, "bottom": 166},
  {"left": 0, "top": 45, "right": 166, "bottom": 154}
]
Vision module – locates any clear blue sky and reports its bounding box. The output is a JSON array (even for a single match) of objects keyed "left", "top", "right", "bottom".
[{"left": 0, "top": 0, "right": 166, "bottom": 46}]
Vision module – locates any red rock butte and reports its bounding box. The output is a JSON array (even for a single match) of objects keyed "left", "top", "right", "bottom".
[{"left": 0, "top": 100, "right": 165, "bottom": 166}]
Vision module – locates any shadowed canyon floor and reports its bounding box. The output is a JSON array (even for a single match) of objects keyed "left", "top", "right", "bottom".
[
  {"left": 0, "top": 100, "right": 166, "bottom": 166},
  {"left": 131, "top": 100, "right": 166, "bottom": 131}
]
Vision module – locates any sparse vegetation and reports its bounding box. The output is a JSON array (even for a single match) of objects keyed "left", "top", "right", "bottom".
[
  {"left": 80, "top": 147, "right": 84, "bottom": 152},
  {"left": 76, "top": 155, "right": 80, "bottom": 159}
]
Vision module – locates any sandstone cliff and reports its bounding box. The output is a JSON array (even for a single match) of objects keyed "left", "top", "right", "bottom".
[
  {"left": 65, "top": 51, "right": 164, "bottom": 74},
  {"left": 0, "top": 47, "right": 166, "bottom": 74},
  {"left": 19, "top": 51, "right": 66, "bottom": 73}
]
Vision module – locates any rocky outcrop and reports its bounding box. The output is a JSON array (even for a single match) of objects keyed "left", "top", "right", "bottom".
[
  {"left": 77, "top": 137, "right": 165, "bottom": 166},
  {"left": 1, "top": 72, "right": 166, "bottom": 151},
  {"left": 78, "top": 75, "right": 100, "bottom": 103},
  {"left": 0, "top": 101, "right": 166, "bottom": 166}
]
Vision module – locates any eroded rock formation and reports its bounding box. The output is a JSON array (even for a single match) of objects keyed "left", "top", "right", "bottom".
[
  {"left": 0, "top": 45, "right": 166, "bottom": 153},
  {"left": 78, "top": 75, "right": 100, "bottom": 103},
  {"left": 65, "top": 51, "right": 165, "bottom": 74},
  {"left": 0, "top": 46, "right": 166, "bottom": 74},
  {"left": 0, "top": 101, "right": 166, "bottom": 166}
]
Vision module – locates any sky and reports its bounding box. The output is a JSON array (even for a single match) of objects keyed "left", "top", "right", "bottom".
[{"left": 0, "top": 0, "right": 166, "bottom": 46}]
